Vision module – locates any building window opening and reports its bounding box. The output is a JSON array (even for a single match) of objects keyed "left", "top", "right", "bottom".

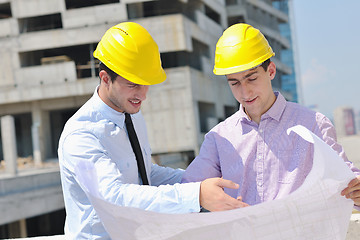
[
  {"left": 18, "top": 13, "right": 62, "bottom": 33},
  {"left": 204, "top": 4, "right": 220, "bottom": 24},
  {"left": 49, "top": 108, "right": 78, "bottom": 158},
  {"left": 65, "top": 0, "right": 119, "bottom": 9},
  {"left": 26, "top": 209, "right": 66, "bottom": 237},
  {"left": 228, "top": 16, "right": 245, "bottom": 27},
  {"left": 193, "top": 38, "right": 210, "bottom": 58},
  {"left": 14, "top": 113, "right": 33, "bottom": 159},
  {"left": 226, "top": 0, "right": 239, "bottom": 5},
  {"left": 19, "top": 43, "right": 99, "bottom": 79},
  {"left": 152, "top": 151, "right": 195, "bottom": 169},
  {"left": 198, "top": 101, "right": 217, "bottom": 133},
  {"left": 161, "top": 38, "right": 209, "bottom": 71},
  {"left": 127, "top": 0, "right": 196, "bottom": 21},
  {"left": 0, "top": 3, "right": 12, "bottom": 19},
  {"left": 224, "top": 105, "right": 238, "bottom": 118}
]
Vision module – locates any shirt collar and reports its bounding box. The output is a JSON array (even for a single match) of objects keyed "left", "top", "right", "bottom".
[
  {"left": 238, "top": 105, "right": 251, "bottom": 123},
  {"left": 91, "top": 86, "right": 142, "bottom": 129},
  {"left": 238, "top": 91, "right": 286, "bottom": 124},
  {"left": 263, "top": 91, "right": 286, "bottom": 122}
]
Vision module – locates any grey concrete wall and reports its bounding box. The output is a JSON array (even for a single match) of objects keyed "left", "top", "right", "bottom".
[
  {"left": 0, "top": 169, "right": 64, "bottom": 225},
  {"left": 11, "top": 0, "right": 65, "bottom": 18},
  {"left": 62, "top": 3, "right": 127, "bottom": 29}
]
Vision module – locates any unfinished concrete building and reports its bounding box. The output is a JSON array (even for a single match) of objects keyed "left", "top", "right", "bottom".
[{"left": 0, "top": 0, "right": 294, "bottom": 238}]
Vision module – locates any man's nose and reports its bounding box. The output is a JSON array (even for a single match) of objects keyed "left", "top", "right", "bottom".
[
  {"left": 240, "top": 82, "right": 251, "bottom": 98},
  {"left": 136, "top": 85, "right": 149, "bottom": 100}
]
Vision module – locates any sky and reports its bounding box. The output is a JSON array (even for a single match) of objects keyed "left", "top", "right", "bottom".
[{"left": 292, "top": 0, "right": 360, "bottom": 119}]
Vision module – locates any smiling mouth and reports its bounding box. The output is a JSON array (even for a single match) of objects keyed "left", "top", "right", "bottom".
[
  {"left": 245, "top": 96, "right": 257, "bottom": 103},
  {"left": 129, "top": 100, "right": 141, "bottom": 104}
]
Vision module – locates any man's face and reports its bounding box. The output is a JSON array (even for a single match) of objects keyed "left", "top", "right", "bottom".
[
  {"left": 101, "top": 72, "right": 149, "bottom": 114},
  {"left": 226, "top": 62, "right": 276, "bottom": 123}
]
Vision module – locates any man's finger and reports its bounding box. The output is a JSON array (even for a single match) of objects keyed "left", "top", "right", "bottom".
[
  {"left": 225, "top": 201, "right": 249, "bottom": 209},
  {"left": 346, "top": 189, "right": 360, "bottom": 199},
  {"left": 348, "top": 177, "right": 360, "bottom": 188},
  {"left": 218, "top": 179, "right": 239, "bottom": 189},
  {"left": 217, "top": 199, "right": 244, "bottom": 211},
  {"left": 225, "top": 195, "right": 249, "bottom": 208},
  {"left": 342, "top": 184, "right": 360, "bottom": 196},
  {"left": 341, "top": 176, "right": 360, "bottom": 196}
]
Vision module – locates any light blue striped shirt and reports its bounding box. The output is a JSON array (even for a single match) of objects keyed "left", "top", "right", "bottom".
[{"left": 58, "top": 87, "right": 200, "bottom": 240}]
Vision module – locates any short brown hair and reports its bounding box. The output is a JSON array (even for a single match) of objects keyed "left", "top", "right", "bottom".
[
  {"left": 260, "top": 59, "right": 271, "bottom": 71},
  {"left": 99, "top": 62, "right": 118, "bottom": 82}
]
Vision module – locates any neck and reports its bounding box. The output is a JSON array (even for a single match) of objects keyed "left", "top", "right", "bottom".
[{"left": 245, "top": 92, "right": 277, "bottom": 124}]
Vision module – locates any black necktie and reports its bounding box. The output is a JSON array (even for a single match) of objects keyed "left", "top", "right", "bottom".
[{"left": 124, "top": 113, "right": 149, "bottom": 185}]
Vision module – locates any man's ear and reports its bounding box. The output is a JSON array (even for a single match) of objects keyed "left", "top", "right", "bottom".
[
  {"left": 99, "top": 70, "right": 111, "bottom": 87},
  {"left": 268, "top": 61, "right": 276, "bottom": 80}
]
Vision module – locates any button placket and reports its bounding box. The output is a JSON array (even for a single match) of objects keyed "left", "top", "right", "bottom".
[{"left": 256, "top": 122, "right": 266, "bottom": 201}]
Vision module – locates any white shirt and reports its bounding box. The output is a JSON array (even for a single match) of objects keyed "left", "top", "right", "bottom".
[{"left": 58, "top": 87, "right": 200, "bottom": 239}]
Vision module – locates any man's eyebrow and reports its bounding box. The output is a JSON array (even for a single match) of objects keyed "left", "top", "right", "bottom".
[
  {"left": 243, "top": 70, "right": 257, "bottom": 79},
  {"left": 227, "top": 70, "right": 258, "bottom": 82},
  {"left": 227, "top": 79, "right": 238, "bottom": 82},
  {"left": 126, "top": 81, "right": 139, "bottom": 86}
]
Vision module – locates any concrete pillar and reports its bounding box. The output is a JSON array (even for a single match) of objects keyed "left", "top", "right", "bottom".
[
  {"left": 31, "top": 102, "right": 51, "bottom": 166},
  {"left": 1, "top": 115, "right": 18, "bottom": 175},
  {"left": 8, "top": 219, "right": 27, "bottom": 238},
  {"left": 19, "top": 219, "right": 27, "bottom": 238},
  {"left": 32, "top": 103, "right": 43, "bottom": 165},
  {"left": 31, "top": 122, "right": 42, "bottom": 166},
  {"left": 89, "top": 43, "right": 96, "bottom": 78}
]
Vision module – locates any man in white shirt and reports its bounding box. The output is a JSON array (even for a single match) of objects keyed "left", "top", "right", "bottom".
[{"left": 58, "top": 22, "right": 246, "bottom": 240}]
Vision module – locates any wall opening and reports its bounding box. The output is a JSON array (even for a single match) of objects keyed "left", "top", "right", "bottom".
[
  {"left": 65, "top": 0, "right": 119, "bottom": 9},
  {"left": 224, "top": 105, "right": 238, "bottom": 118},
  {"left": 26, "top": 209, "right": 65, "bottom": 237},
  {"left": 204, "top": 4, "right": 220, "bottom": 24},
  {"left": 198, "top": 101, "right": 217, "bottom": 133},
  {"left": 49, "top": 108, "right": 78, "bottom": 158},
  {"left": 19, "top": 43, "right": 99, "bottom": 79},
  {"left": 161, "top": 38, "right": 209, "bottom": 71},
  {"left": 18, "top": 13, "right": 62, "bottom": 33},
  {"left": 0, "top": 2, "right": 12, "bottom": 19},
  {"left": 228, "top": 15, "right": 245, "bottom": 26},
  {"left": 127, "top": 0, "right": 197, "bottom": 21},
  {"left": 0, "top": 209, "right": 66, "bottom": 238}
]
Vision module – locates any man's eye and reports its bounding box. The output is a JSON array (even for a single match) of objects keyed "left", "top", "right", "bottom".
[
  {"left": 231, "top": 82, "right": 239, "bottom": 86},
  {"left": 248, "top": 78, "right": 257, "bottom": 81}
]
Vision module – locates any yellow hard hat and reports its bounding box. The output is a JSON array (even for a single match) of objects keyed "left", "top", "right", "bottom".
[
  {"left": 213, "top": 23, "right": 275, "bottom": 75},
  {"left": 93, "top": 22, "right": 166, "bottom": 85}
]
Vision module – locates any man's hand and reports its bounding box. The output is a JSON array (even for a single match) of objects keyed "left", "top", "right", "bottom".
[
  {"left": 199, "top": 178, "right": 249, "bottom": 211},
  {"left": 341, "top": 175, "right": 360, "bottom": 206}
]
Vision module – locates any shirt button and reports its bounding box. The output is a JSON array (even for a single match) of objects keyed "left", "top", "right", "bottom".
[
  {"left": 257, "top": 182, "right": 262, "bottom": 187},
  {"left": 259, "top": 129, "right": 263, "bottom": 133},
  {"left": 258, "top": 156, "right": 262, "bottom": 160}
]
